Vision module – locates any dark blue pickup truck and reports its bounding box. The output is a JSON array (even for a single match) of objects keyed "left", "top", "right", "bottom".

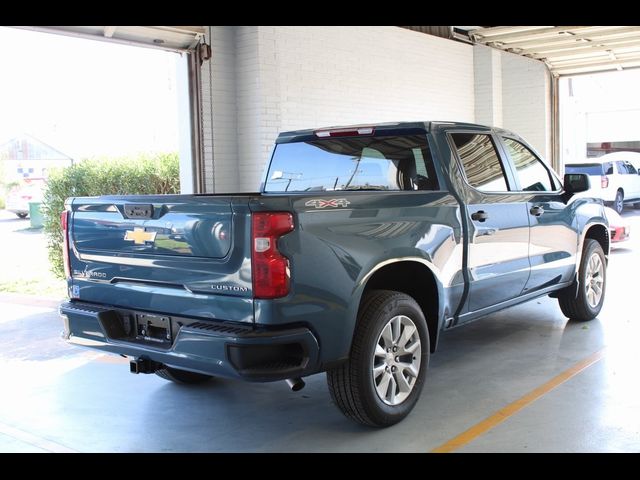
[{"left": 60, "top": 121, "right": 608, "bottom": 427}]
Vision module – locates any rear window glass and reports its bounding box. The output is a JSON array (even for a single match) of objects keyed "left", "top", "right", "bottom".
[
  {"left": 264, "top": 135, "right": 438, "bottom": 193},
  {"left": 565, "top": 164, "right": 604, "bottom": 175}
]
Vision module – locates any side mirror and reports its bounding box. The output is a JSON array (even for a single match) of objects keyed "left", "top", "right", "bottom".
[{"left": 564, "top": 173, "right": 590, "bottom": 194}]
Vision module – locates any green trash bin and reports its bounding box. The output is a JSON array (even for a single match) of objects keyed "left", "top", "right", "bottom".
[{"left": 29, "top": 202, "right": 44, "bottom": 228}]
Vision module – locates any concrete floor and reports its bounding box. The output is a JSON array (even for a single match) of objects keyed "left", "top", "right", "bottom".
[{"left": 1, "top": 210, "right": 639, "bottom": 452}]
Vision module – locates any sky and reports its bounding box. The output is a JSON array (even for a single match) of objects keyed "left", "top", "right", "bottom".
[{"left": 0, "top": 27, "right": 181, "bottom": 160}]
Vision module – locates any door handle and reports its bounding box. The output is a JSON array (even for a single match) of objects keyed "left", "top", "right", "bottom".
[
  {"left": 530, "top": 206, "right": 545, "bottom": 217},
  {"left": 471, "top": 210, "right": 489, "bottom": 222}
]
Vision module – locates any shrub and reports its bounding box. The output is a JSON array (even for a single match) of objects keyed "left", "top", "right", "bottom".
[{"left": 42, "top": 152, "right": 180, "bottom": 279}]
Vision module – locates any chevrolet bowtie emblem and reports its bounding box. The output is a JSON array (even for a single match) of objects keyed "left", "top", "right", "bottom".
[{"left": 124, "top": 228, "right": 157, "bottom": 245}]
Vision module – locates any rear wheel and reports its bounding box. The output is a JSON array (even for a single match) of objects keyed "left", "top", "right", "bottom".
[
  {"left": 558, "top": 239, "right": 606, "bottom": 321},
  {"left": 155, "top": 366, "right": 213, "bottom": 384},
  {"left": 16, "top": 213, "right": 27, "bottom": 219},
  {"left": 614, "top": 190, "right": 624, "bottom": 214},
  {"left": 326, "top": 290, "right": 429, "bottom": 427}
]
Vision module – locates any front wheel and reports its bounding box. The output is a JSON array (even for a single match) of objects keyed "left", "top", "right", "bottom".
[
  {"left": 558, "top": 239, "right": 606, "bottom": 321},
  {"left": 326, "top": 290, "right": 429, "bottom": 427},
  {"left": 16, "top": 213, "right": 28, "bottom": 219}
]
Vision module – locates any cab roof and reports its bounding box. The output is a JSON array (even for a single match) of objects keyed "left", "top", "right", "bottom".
[{"left": 276, "top": 121, "right": 513, "bottom": 143}]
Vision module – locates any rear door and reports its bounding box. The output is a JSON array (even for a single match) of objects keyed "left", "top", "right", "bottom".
[
  {"left": 625, "top": 160, "right": 640, "bottom": 199},
  {"left": 449, "top": 132, "right": 531, "bottom": 314},
  {"left": 498, "top": 136, "right": 578, "bottom": 292},
  {"left": 619, "top": 161, "right": 640, "bottom": 200}
]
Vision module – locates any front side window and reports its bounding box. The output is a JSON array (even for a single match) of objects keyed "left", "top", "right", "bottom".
[
  {"left": 625, "top": 162, "right": 638, "bottom": 175},
  {"left": 503, "top": 138, "right": 554, "bottom": 192},
  {"left": 264, "top": 134, "right": 438, "bottom": 193},
  {"left": 451, "top": 133, "right": 509, "bottom": 192}
]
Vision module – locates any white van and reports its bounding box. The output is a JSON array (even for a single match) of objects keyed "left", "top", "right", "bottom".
[{"left": 565, "top": 152, "right": 640, "bottom": 214}]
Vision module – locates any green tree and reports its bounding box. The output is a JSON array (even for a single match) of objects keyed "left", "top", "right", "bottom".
[{"left": 42, "top": 152, "right": 180, "bottom": 278}]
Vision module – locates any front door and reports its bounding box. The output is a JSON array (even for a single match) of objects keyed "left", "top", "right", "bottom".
[{"left": 499, "top": 136, "right": 578, "bottom": 292}]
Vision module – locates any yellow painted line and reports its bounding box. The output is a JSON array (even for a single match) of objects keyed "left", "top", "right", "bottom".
[
  {"left": 0, "top": 420, "right": 78, "bottom": 453},
  {"left": 431, "top": 348, "right": 606, "bottom": 453}
]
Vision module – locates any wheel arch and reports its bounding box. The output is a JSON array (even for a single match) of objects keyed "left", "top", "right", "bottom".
[
  {"left": 584, "top": 223, "right": 610, "bottom": 260},
  {"left": 357, "top": 259, "right": 444, "bottom": 353}
]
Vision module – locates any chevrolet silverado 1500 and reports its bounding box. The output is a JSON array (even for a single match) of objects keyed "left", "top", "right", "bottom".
[{"left": 60, "top": 121, "right": 607, "bottom": 427}]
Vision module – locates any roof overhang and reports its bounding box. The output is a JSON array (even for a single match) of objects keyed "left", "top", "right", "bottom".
[
  {"left": 13, "top": 26, "right": 205, "bottom": 53},
  {"left": 469, "top": 26, "right": 640, "bottom": 76}
]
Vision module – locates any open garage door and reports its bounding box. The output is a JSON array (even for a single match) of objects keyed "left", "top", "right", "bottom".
[
  {"left": 14, "top": 26, "right": 209, "bottom": 193},
  {"left": 468, "top": 26, "right": 640, "bottom": 172},
  {"left": 469, "top": 26, "right": 640, "bottom": 76},
  {"left": 15, "top": 26, "right": 205, "bottom": 53}
]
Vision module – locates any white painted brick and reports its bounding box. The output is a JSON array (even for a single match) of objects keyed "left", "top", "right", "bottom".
[
  {"left": 201, "top": 26, "right": 550, "bottom": 192},
  {"left": 500, "top": 51, "right": 551, "bottom": 161}
]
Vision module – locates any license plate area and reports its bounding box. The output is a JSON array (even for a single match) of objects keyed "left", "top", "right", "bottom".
[{"left": 135, "top": 313, "right": 171, "bottom": 344}]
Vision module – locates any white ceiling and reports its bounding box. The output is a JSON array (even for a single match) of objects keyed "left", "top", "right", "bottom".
[
  {"left": 469, "top": 26, "right": 640, "bottom": 76},
  {"left": 15, "top": 26, "right": 205, "bottom": 52}
]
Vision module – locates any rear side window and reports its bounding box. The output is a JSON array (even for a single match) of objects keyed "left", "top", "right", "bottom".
[
  {"left": 451, "top": 133, "right": 509, "bottom": 192},
  {"left": 616, "top": 161, "right": 637, "bottom": 174},
  {"left": 503, "top": 138, "right": 555, "bottom": 191},
  {"left": 264, "top": 134, "right": 438, "bottom": 192},
  {"left": 565, "top": 164, "right": 604, "bottom": 176}
]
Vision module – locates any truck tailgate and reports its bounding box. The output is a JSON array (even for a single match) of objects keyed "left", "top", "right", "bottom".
[{"left": 68, "top": 195, "right": 254, "bottom": 322}]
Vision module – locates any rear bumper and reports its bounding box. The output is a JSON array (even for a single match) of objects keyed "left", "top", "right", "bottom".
[{"left": 59, "top": 301, "right": 320, "bottom": 382}]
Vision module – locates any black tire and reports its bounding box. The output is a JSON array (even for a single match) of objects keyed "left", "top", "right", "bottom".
[
  {"left": 558, "top": 239, "right": 606, "bottom": 321},
  {"left": 16, "top": 213, "right": 28, "bottom": 219},
  {"left": 633, "top": 202, "right": 640, "bottom": 210},
  {"left": 326, "top": 290, "right": 429, "bottom": 427},
  {"left": 614, "top": 190, "right": 624, "bottom": 214},
  {"left": 155, "top": 366, "right": 213, "bottom": 384}
]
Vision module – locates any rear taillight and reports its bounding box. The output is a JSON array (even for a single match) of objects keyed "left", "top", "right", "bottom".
[
  {"left": 601, "top": 175, "right": 609, "bottom": 188},
  {"left": 61, "top": 210, "right": 71, "bottom": 279},
  {"left": 251, "top": 212, "right": 294, "bottom": 299}
]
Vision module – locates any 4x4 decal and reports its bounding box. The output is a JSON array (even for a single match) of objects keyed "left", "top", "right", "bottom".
[{"left": 305, "top": 198, "right": 351, "bottom": 209}]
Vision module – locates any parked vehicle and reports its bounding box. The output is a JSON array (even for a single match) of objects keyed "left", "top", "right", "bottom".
[
  {"left": 5, "top": 179, "right": 44, "bottom": 218},
  {"left": 565, "top": 153, "right": 640, "bottom": 214},
  {"left": 598, "top": 151, "right": 640, "bottom": 173},
  {"left": 59, "top": 121, "right": 608, "bottom": 427},
  {"left": 603, "top": 206, "right": 630, "bottom": 244}
]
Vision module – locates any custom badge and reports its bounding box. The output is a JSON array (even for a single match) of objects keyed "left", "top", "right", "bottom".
[
  {"left": 305, "top": 198, "right": 351, "bottom": 209},
  {"left": 124, "top": 228, "right": 157, "bottom": 245}
]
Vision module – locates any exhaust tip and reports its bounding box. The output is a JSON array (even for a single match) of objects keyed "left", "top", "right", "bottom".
[{"left": 285, "top": 377, "right": 305, "bottom": 391}]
